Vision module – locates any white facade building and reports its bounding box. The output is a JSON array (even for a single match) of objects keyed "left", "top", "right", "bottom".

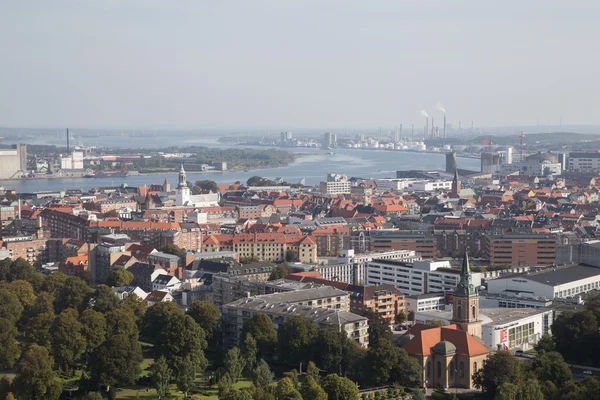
[
  {"left": 486, "top": 264, "right": 600, "bottom": 300},
  {"left": 319, "top": 180, "right": 351, "bottom": 194},
  {"left": 416, "top": 307, "right": 553, "bottom": 351},
  {"left": 568, "top": 152, "right": 600, "bottom": 171},
  {"left": 406, "top": 180, "right": 452, "bottom": 192},
  {"left": 60, "top": 151, "right": 84, "bottom": 170},
  {"left": 406, "top": 292, "right": 446, "bottom": 314},
  {"left": 315, "top": 249, "right": 421, "bottom": 285},
  {"left": 366, "top": 259, "right": 482, "bottom": 296}
]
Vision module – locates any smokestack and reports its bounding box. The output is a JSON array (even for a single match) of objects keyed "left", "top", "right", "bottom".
[
  {"left": 431, "top": 117, "right": 435, "bottom": 138},
  {"left": 66, "top": 128, "right": 70, "bottom": 153},
  {"left": 412, "top": 124, "right": 414, "bottom": 142},
  {"left": 443, "top": 115, "right": 447, "bottom": 139},
  {"left": 425, "top": 118, "right": 429, "bottom": 139}
]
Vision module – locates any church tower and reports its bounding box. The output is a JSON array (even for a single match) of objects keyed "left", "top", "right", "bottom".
[
  {"left": 450, "top": 168, "right": 461, "bottom": 197},
  {"left": 451, "top": 251, "right": 482, "bottom": 338},
  {"left": 176, "top": 164, "right": 191, "bottom": 206}
]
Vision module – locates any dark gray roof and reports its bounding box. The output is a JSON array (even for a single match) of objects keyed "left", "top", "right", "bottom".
[{"left": 525, "top": 264, "right": 600, "bottom": 287}]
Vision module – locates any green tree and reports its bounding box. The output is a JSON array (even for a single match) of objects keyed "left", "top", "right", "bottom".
[
  {"left": 534, "top": 333, "right": 555, "bottom": 353},
  {"left": 175, "top": 355, "right": 196, "bottom": 399},
  {"left": 314, "top": 329, "right": 343, "bottom": 374},
  {"left": 0, "top": 258, "right": 12, "bottom": 281},
  {"left": 274, "top": 377, "right": 302, "bottom": 400},
  {"left": 50, "top": 308, "right": 85, "bottom": 374},
  {"left": 411, "top": 390, "right": 425, "bottom": 400},
  {"left": 13, "top": 345, "right": 62, "bottom": 400},
  {"left": 187, "top": 300, "right": 221, "bottom": 339},
  {"left": 151, "top": 356, "right": 172, "bottom": 400},
  {"left": 142, "top": 301, "right": 182, "bottom": 341},
  {"left": 155, "top": 313, "right": 208, "bottom": 374},
  {"left": 105, "top": 306, "right": 139, "bottom": 338},
  {"left": 106, "top": 266, "right": 134, "bottom": 287},
  {"left": 0, "top": 289, "right": 23, "bottom": 324},
  {"left": 90, "top": 285, "right": 118, "bottom": 313},
  {"left": 22, "top": 292, "right": 55, "bottom": 347},
  {"left": 194, "top": 180, "right": 219, "bottom": 193},
  {"left": 1, "top": 280, "right": 36, "bottom": 308},
  {"left": 225, "top": 347, "right": 245, "bottom": 383},
  {"left": 278, "top": 316, "right": 317, "bottom": 365},
  {"left": 117, "top": 292, "right": 147, "bottom": 324},
  {"left": 41, "top": 272, "right": 68, "bottom": 298},
  {"left": 552, "top": 310, "right": 598, "bottom": 365},
  {"left": 0, "top": 318, "right": 19, "bottom": 369},
  {"left": 243, "top": 313, "right": 278, "bottom": 358},
  {"left": 55, "top": 276, "right": 91, "bottom": 313},
  {"left": 8, "top": 258, "right": 35, "bottom": 282},
  {"left": 160, "top": 244, "right": 186, "bottom": 257},
  {"left": 363, "top": 338, "right": 396, "bottom": 384},
  {"left": 473, "top": 351, "right": 523, "bottom": 397},
  {"left": 307, "top": 361, "right": 320, "bottom": 382},
  {"left": 392, "top": 347, "right": 422, "bottom": 388},
  {"left": 321, "top": 373, "right": 359, "bottom": 400},
  {"left": 530, "top": 351, "right": 572, "bottom": 389},
  {"left": 268, "top": 265, "right": 289, "bottom": 281},
  {"left": 223, "top": 389, "right": 254, "bottom": 400},
  {"left": 362, "top": 310, "right": 391, "bottom": 347},
  {"left": 301, "top": 375, "right": 327, "bottom": 400},
  {"left": 242, "top": 333, "right": 258, "bottom": 372},
  {"left": 88, "top": 334, "right": 143, "bottom": 396},
  {"left": 253, "top": 359, "right": 274, "bottom": 393},
  {"left": 83, "top": 392, "right": 103, "bottom": 400},
  {"left": 520, "top": 379, "right": 544, "bottom": 400},
  {"left": 394, "top": 310, "right": 406, "bottom": 325},
  {"left": 80, "top": 309, "right": 108, "bottom": 354},
  {"left": 218, "top": 372, "right": 232, "bottom": 398}
]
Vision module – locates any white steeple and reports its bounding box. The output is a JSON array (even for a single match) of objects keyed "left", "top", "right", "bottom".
[{"left": 176, "top": 164, "right": 191, "bottom": 206}]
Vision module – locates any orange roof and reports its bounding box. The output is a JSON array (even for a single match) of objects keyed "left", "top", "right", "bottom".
[
  {"left": 400, "top": 323, "right": 489, "bottom": 357},
  {"left": 65, "top": 256, "right": 88, "bottom": 265}
]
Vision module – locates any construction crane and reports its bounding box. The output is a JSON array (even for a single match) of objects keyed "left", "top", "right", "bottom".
[{"left": 513, "top": 131, "right": 526, "bottom": 162}]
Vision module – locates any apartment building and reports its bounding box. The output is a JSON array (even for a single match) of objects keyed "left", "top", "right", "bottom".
[
  {"left": 97, "top": 197, "right": 138, "bottom": 213},
  {"left": 319, "top": 180, "right": 351, "bottom": 195},
  {"left": 88, "top": 234, "right": 133, "bottom": 284},
  {"left": 366, "top": 259, "right": 482, "bottom": 296},
  {"left": 483, "top": 233, "right": 558, "bottom": 266},
  {"left": 0, "top": 236, "right": 48, "bottom": 264},
  {"left": 370, "top": 230, "right": 437, "bottom": 258},
  {"left": 202, "top": 233, "right": 317, "bottom": 263},
  {"left": 221, "top": 288, "right": 368, "bottom": 348},
  {"left": 567, "top": 152, "right": 600, "bottom": 172}
]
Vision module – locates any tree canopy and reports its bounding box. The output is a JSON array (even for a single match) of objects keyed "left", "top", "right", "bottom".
[
  {"left": 473, "top": 351, "right": 523, "bottom": 397},
  {"left": 242, "top": 313, "right": 278, "bottom": 358},
  {"left": 187, "top": 300, "right": 221, "bottom": 339},
  {"left": 13, "top": 345, "right": 62, "bottom": 400},
  {"left": 106, "top": 266, "right": 134, "bottom": 287}
]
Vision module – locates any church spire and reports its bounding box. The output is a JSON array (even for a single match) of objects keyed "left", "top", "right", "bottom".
[
  {"left": 454, "top": 251, "right": 477, "bottom": 297},
  {"left": 178, "top": 164, "right": 187, "bottom": 188}
]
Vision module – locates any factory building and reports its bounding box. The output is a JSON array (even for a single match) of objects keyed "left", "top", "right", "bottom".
[{"left": 0, "top": 144, "right": 27, "bottom": 179}]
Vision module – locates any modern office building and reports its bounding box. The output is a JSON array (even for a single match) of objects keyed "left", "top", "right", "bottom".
[
  {"left": 370, "top": 230, "right": 437, "bottom": 258},
  {"left": 366, "top": 258, "right": 482, "bottom": 296},
  {"left": 482, "top": 233, "right": 558, "bottom": 266},
  {"left": 567, "top": 152, "right": 600, "bottom": 171}
]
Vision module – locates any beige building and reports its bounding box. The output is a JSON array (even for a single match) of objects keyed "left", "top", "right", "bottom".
[{"left": 221, "top": 287, "right": 368, "bottom": 348}]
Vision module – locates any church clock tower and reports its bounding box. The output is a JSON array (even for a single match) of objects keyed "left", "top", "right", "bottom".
[
  {"left": 451, "top": 251, "right": 482, "bottom": 338},
  {"left": 176, "top": 164, "right": 191, "bottom": 206}
]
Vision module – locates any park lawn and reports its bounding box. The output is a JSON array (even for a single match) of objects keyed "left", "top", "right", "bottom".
[{"left": 116, "top": 379, "right": 253, "bottom": 399}]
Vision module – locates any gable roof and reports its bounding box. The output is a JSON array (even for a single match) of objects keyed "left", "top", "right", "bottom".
[{"left": 400, "top": 323, "right": 489, "bottom": 357}]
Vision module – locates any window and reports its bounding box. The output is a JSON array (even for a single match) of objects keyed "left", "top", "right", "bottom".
[
  {"left": 460, "top": 362, "right": 464, "bottom": 377},
  {"left": 427, "top": 362, "right": 431, "bottom": 378},
  {"left": 457, "top": 305, "right": 462, "bottom": 320},
  {"left": 437, "top": 361, "right": 442, "bottom": 378},
  {"left": 450, "top": 362, "right": 454, "bottom": 378},
  {"left": 473, "top": 362, "right": 478, "bottom": 373},
  {"left": 472, "top": 306, "right": 476, "bottom": 319}
]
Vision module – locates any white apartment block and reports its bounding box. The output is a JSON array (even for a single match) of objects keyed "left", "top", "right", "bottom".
[
  {"left": 406, "top": 292, "right": 446, "bottom": 315},
  {"left": 366, "top": 259, "right": 482, "bottom": 296},
  {"left": 319, "top": 180, "right": 351, "bottom": 194},
  {"left": 315, "top": 249, "right": 421, "bottom": 285},
  {"left": 568, "top": 152, "right": 600, "bottom": 171},
  {"left": 406, "top": 180, "right": 452, "bottom": 192}
]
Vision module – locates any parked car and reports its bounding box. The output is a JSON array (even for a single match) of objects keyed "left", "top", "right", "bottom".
[{"left": 583, "top": 370, "right": 593, "bottom": 376}]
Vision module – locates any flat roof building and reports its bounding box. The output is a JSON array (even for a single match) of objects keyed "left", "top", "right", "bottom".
[{"left": 486, "top": 263, "right": 600, "bottom": 300}]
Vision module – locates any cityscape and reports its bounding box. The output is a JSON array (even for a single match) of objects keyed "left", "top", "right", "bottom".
[{"left": 1, "top": 2, "right": 600, "bottom": 400}]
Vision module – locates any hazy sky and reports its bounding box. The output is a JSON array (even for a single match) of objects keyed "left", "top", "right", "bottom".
[{"left": 1, "top": 1, "right": 599, "bottom": 130}]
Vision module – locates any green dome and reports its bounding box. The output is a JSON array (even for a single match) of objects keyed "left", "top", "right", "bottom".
[
  {"left": 432, "top": 341, "right": 457, "bottom": 355},
  {"left": 396, "top": 334, "right": 414, "bottom": 347}
]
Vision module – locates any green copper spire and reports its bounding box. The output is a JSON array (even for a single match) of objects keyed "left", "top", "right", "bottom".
[{"left": 454, "top": 251, "right": 477, "bottom": 297}]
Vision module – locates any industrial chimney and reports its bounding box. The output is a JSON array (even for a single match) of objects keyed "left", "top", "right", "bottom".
[{"left": 66, "top": 128, "right": 70, "bottom": 153}]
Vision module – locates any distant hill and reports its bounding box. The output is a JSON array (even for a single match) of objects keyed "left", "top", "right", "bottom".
[{"left": 473, "top": 132, "right": 600, "bottom": 146}]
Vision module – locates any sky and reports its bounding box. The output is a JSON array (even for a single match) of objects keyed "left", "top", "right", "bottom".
[{"left": 0, "top": 1, "right": 599, "bottom": 130}]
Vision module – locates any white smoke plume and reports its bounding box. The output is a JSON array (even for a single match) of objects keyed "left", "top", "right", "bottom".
[
  {"left": 436, "top": 101, "right": 446, "bottom": 114},
  {"left": 420, "top": 110, "right": 429, "bottom": 118}
]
